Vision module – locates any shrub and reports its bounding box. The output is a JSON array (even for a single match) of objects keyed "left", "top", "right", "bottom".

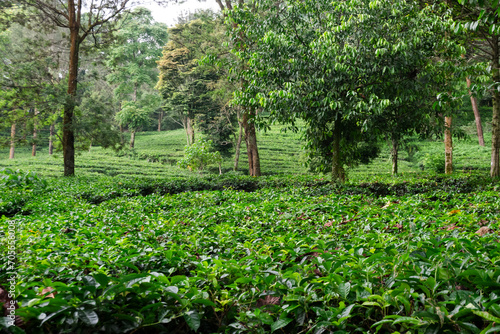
[
  {"left": 419, "top": 153, "right": 445, "bottom": 173},
  {"left": 177, "top": 137, "right": 222, "bottom": 174},
  {"left": 0, "top": 168, "right": 47, "bottom": 189}
]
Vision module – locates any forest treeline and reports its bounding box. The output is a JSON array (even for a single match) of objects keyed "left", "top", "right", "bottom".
[{"left": 1, "top": 0, "right": 499, "bottom": 181}]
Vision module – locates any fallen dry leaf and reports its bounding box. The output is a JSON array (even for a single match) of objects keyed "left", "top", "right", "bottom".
[{"left": 476, "top": 226, "right": 491, "bottom": 236}]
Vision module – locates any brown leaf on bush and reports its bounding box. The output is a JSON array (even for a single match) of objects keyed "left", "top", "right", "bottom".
[
  {"left": 479, "top": 220, "right": 488, "bottom": 226},
  {"left": 476, "top": 226, "right": 491, "bottom": 236},
  {"left": 324, "top": 221, "right": 333, "bottom": 227},
  {"left": 446, "top": 224, "right": 458, "bottom": 231},
  {"left": 256, "top": 294, "right": 281, "bottom": 307},
  {"left": 39, "top": 287, "right": 55, "bottom": 299}
]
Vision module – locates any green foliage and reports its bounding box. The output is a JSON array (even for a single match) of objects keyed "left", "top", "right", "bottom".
[
  {"left": 1, "top": 174, "right": 499, "bottom": 333},
  {"left": 177, "top": 137, "right": 222, "bottom": 173},
  {"left": 418, "top": 153, "right": 446, "bottom": 173},
  {"left": 115, "top": 98, "right": 160, "bottom": 132},
  {"left": 107, "top": 7, "right": 167, "bottom": 133},
  {"left": 228, "top": 0, "right": 463, "bottom": 179},
  {"left": 0, "top": 167, "right": 46, "bottom": 189},
  {"left": 157, "top": 15, "right": 235, "bottom": 153}
]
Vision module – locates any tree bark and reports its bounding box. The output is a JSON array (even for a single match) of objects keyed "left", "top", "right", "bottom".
[
  {"left": 130, "top": 130, "right": 135, "bottom": 148},
  {"left": 466, "top": 77, "right": 485, "bottom": 146},
  {"left": 234, "top": 110, "right": 243, "bottom": 171},
  {"left": 9, "top": 123, "right": 15, "bottom": 159},
  {"left": 242, "top": 110, "right": 261, "bottom": 176},
  {"left": 217, "top": 1, "right": 261, "bottom": 176},
  {"left": 445, "top": 116, "right": 453, "bottom": 175},
  {"left": 49, "top": 123, "right": 54, "bottom": 155},
  {"left": 332, "top": 116, "right": 345, "bottom": 182},
  {"left": 32, "top": 125, "right": 37, "bottom": 157},
  {"left": 492, "top": 35, "right": 500, "bottom": 177},
  {"left": 391, "top": 136, "right": 398, "bottom": 175},
  {"left": 63, "top": 5, "right": 80, "bottom": 177},
  {"left": 158, "top": 110, "right": 163, "bottom": 132},
  {"left": 187, "top": 116, "right": 195, "bottom": 145}
]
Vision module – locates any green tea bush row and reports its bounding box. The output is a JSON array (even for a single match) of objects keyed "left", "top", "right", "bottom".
[{"left": 1, "top": 175, "right": 500, "bottom": 333}]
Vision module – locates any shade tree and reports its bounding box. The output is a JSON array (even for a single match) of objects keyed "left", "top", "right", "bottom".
[
  {"left": 229, "top": 0, "right": 463, "bottom": 181},
  {"left": 450, "top": 0, "right": 500, "bottom": 177},
  {"left": 9, "top": 0, "right": 175, "bottom": 176},
  {"left": 157, "top": 15, "right": 232, "bottom": 152}
]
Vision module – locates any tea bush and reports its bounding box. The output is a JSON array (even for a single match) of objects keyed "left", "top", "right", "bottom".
[{"left": 1, "top": 175, "right": 500, "bottom": 333}]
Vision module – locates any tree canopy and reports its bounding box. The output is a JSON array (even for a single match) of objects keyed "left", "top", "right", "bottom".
[{"left": 229, "top": 0, "right": 464, "bottom": 180}]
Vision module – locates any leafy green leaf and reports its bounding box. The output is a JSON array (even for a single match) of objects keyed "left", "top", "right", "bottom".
[{"left": 184, "top": 310, "right": 201, "bottom": 332}]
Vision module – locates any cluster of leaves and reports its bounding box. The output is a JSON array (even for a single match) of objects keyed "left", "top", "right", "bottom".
[
  {"left": 177, "top": 137, "right": 222, "bottom": 174},
  {"left": 0, "top": 168, "right": 46, "bottom": 190},
  {"left": 0, "top": 175, "right": 499, "bottom": 333}
]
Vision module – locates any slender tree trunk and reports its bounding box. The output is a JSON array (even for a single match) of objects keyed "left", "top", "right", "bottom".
[
  {"left": 242, "top": 110, "right": 261, "bottom": 176},
  {"left": 491, "top": 35, "right": 500, "bottom": 177},
  {"left": 9, "top": 123, "right": 15, "bottom": 159},
  {"left": 158, "top": 110, "right": 163, "bottom": 132},
  {"left": 32, "top": 126, "right": 37, "bottom": 157},
  {"left": 187, "top": 117, "right": 195, "bottom": 145},
  {"left": 391, "top": 136, "right": 398, "bottom": 175},
  {"left": 332, "top": 116, "right": 345, "bottom": 182},
  {"left": 130, "top": 130, "right": 135, "bottom": 148},
  {"left": 234, "top": 108, "right": 243, "bottom": 171},
  {"left": 63, "top": 17, "right": 80, "bottom": 176},
  {"left": 445, "top": 116, "right": 453, "bottom": 175},
  {"left": 217, "top": 0, "right": 261, "bottom": 177},
  {"left": 466, "top": 77, "right": 485, "bottom": 146},
  {"left": 49, "top": 123, "right": 54, "bottom": 155}
]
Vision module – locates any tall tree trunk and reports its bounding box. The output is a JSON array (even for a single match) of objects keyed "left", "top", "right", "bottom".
[
  {"left": 466, "top": 77, "right": 485, "bottom": 146},
  {"left": 63, "top": 15, "right": 80, "bottom": 176},
  {"left": 491, "top": 35, "right": 500, "bottom": 177},
  {"left": 234, "top": 113, "right": 243, "bottom": 171},
  {"left": 187, "top": 116, "right": 195, "bottom": 145},
  {"left": 130, "top": 130, "right": 135, "bottom": 148},
  {"left": 9, "top": 123, "right": 15, "bottom": 159},
  {"left": 49, "top": 123, "right": 54, "bottom": 155},
  {"left": 217, "top": 1, "right": 261, "bottom": 177},
  {"left": 332, "top": 116, "right": 345, "bottom": 182},
  {"left": 158, "top": 110, "right": 163, "bottom": 132},
  {"left": 242, "top": 110, "right": 261, "bottom": 176},
  {"left": 445, "top": 116, "right": 453, "bottom": 175},
  {"left": 32, "top": 126, "right": 37, "bottom": 157},
  {"left": 391, "top": 136, "right": 398, "bottom": 175}
]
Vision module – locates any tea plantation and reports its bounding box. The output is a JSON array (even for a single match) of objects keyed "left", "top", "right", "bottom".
[{"left": 1, "top": 126, "right": 500, "bottom": 333}]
